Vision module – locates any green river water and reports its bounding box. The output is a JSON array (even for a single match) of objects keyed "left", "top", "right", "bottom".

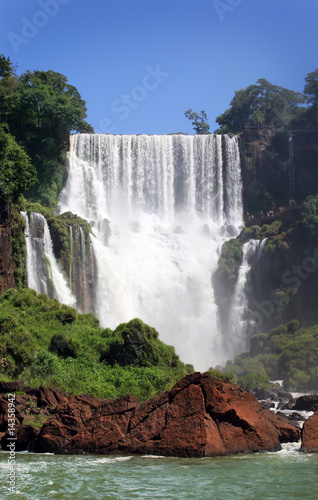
[{"left": 1, "top": 443, "right": 317, "bottom": 499}]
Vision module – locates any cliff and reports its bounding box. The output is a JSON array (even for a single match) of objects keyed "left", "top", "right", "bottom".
[{"left": 0, "top": 201, "right": 26, "bottom": 294}]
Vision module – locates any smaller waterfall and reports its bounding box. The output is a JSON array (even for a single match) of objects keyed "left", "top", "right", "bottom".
[
  {"left": 227, "top": 238, "right": 267, "bottom": 358},
  {"left": 21, "top": 212, "right": 75, "bottom": 307},
  {"left": 67, "top": 224, "right": 97, "bottom": 315}
]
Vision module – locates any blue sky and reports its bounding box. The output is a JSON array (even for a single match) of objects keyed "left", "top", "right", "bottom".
[{"left": 1, "top": 0, "right": 318, "bottom": 135}]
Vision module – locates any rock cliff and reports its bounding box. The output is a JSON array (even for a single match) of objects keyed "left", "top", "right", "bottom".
[{"left": 0, "top": 373, "right": 300, "bottom": 457}]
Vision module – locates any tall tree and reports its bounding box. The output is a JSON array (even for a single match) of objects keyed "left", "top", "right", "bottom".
[
  {"left": 184, "top": 109, "right": 211, "bottom": 134},
  {"left": 216, "top": 79, "right": 305, "bottom": 134},
  {"left": 302, "top": 69, "right": 318, "bottom": 127},
  {"left": 0, "top": 60, "right": 94, "bottom": 205}
]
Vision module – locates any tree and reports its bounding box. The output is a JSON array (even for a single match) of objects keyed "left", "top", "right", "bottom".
[
  {"left": 216, "top": 79, "right": 305, "bottom": 134},
  {"left": 0, "top": 123, "right": 37, "bottom": 201},
  {"left": 0, "top": 60, "right": 94, "bottom": 205},
  {"left": 0, "top": 54, "right": 13, "bottom": 78},
  {"left": 301, "top": 69, "right": 318, "bottom": 127},
  {"left": 184, "top": 109, "right": 210, "bottom": 134},
  {"left": 16, "top": 70, "right": 94, "bottom": 143},
  {"left": 304, "top": 69, "right": 318, "bottom": 107}
]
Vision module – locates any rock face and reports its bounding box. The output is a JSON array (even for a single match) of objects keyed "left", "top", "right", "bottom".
[
  {"left": 293, "top": 395, "right": 318, "bottom": 412},
  {"left": 0, "top": 374, "right": 301, "bottom": 457},
  {"left": 301, "top": 411, "right": 318, "bottom": 452},
  {"left": 37, "top": 373, "right": 300, "bottom": 456},
  {"left": 0, "top": 201, "right": 16, "bottom": 293}
]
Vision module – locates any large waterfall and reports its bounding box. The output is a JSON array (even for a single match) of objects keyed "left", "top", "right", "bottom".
[{"left": 57, "top": 134, "right": 243, "bottom": 369}]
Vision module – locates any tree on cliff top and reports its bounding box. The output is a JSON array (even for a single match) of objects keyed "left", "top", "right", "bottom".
[
  {"left": 216, "top": 78, "right": 305, "bottom": 134},
  {"left": 184, "top": 109, "right": 211, "bottom": 134},
  {"left": 303, "top": 69, "right": 318, "bottom": 127}
]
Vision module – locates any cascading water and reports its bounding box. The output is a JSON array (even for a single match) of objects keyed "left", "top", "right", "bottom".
[
  {"left": 21, "top": 212, "right": 75, "bottom": 307},
  {"left": 58, "top": 133, "right": 243, "bottom": 370},
  {"left": 226, "top": 238, "right": 268, "bottom": 358}
]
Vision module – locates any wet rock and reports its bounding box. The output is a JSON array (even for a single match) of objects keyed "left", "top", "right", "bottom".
[
  {"left": 1, "top": 425, "right": 40, "bottom": 452},
  {"left": 0, "top": 374, "right": 301, "bottom": 457},
  {"left": 35, "top": 373, "right": 300, "bottom": 457},
  {"left": 301, "top": 411, "right": 318, "bottom": 452},
  {"left": 260, "top": 400, "right": 275, "bottom": 410},
  {"left": 293, "top": 395, "right": 318, "bottom": 412}
]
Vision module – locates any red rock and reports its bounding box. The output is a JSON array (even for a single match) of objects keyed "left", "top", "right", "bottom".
[
  {"left": 34, "top": 373, "right": 300, "bottom": 457},
  {"left": 1, "top": 425, "right": 40, "bottom": 451},
  {"left": 264, "top": 409, "right": 301, "bottom": 443},
  {"left": 301, "top": 411, "right": 318, "bottom": 452},
  {"left": 35, "top": 386, "right": 59, "bottom": 408},
  {"left": 0, "top": 374, "right": 300, "bottom": 456}
]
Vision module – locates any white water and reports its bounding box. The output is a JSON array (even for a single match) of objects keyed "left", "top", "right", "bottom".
[
  {"left": 227, "top": 238, "right": 267, "bottom": 357},
  {"left": 58, "top": 134, "right": 243, "bottom": 370},
  {"left": 21, "top": 211, "right": 75, "bottom": 307}
]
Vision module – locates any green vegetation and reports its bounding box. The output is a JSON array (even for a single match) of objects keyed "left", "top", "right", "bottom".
[
  {"left": 10, "top": 204, "right": 28, "bottom": 289},
  {"left": 184, "top": 109, "right": 211, "bottom": 134},
  {"left": 300, "top": 193, "right": 318, "bottom": 237},
  {"left": 0, "top": 124, "right": 37, "bottom": 201},
  {"left": 0, "top": 289, "right": 187, "bottom": 402},
  {"left": 212, "top": 70, "right": 318, "bottom": 214},
  {"left": 215, "top": 78, "right": 305, "bottom": 134},
  {"left": 0, "top": 54, "right": 93, "bottom": 207},
  {"left": 208, "top": 369, "right": 237, "bottom": 385},
  {"left": 224, "top": 319, "right": 318, "bottom": 391},
  {"left": 213, "top": 238, "right": 243, "bottom": 291}
]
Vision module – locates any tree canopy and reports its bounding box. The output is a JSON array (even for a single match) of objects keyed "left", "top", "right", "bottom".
[
  {"left": 216, "top": 78, "right": 305, "bottom": 134},
  {"left": 0, "top": 123, "right": 37, "bottom": 201},
  {"left": 184, "top": 109, "right": 211, "bottom": 134},
  {"left": 0, "top": 55, "right": 94, "bottom": 205},
  {"left": 0, "top": 55, "right": 13, "bottom": 79}
]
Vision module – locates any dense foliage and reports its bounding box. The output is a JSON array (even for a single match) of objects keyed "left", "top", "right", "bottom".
[
  {"left": 225, "top": 319, "right": 318, "bottom": 391},
  {"left": 212, "top": 71, "right": 318, "bottom": 214},
  {"left": 0, "top": 54, "right": 93, "bottom": 206},
  {"left": 184, "top": 109, "right": 210, "bottom": 134},
  {"left": 0, "top": 289, "right": 188, "bottom": 401},
  {"left": 215, "top": 78, "right": 305, "bottom": 134},
  {"left": 0, "top": 124, "right": 37, "bottom": 200}
]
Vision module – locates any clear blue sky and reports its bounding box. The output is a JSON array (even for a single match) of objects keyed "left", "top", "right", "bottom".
[{"left": 1, "top": 0, "right": 318, "bottom": 135}]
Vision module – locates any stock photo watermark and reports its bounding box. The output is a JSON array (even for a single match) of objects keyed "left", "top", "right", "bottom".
[
  {"left": 213, "top": 0, "right": 244, "bottom": 21},
  {"left": 99, "top": 64, "right": 169, "bottom": 133},
  {"left": 8, "top": 0, "right": 71, "bottom": 54},
  {"left": 6, "top": 393, "right": 17, "bottom": 494}
]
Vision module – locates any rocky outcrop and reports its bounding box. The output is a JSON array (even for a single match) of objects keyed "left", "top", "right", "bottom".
[
  {"left": 292, "top": 395, "right": 318, "bottom": 412},
  {"left": 0, "top": 374, "right": 300, "bottom": 457},
  {"left": 0, "top": 200, "right": 16, "bottom": 293},
  {"left": 300, "top": 411, "right": 318, "bottom": 452}
]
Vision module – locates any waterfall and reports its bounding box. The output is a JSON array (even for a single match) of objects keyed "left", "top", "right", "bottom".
[
  {"left": 58, "top": 133, "right": 243, "bottom": 370},
  {"left": 21, "top": 212, "right": 75, "bottom": 307},
  {"left": 223, "top": 135, "right": 243, "bottom": 227},
  {"left": 227, "top": 238, "right": 267, "bottom": 358}
]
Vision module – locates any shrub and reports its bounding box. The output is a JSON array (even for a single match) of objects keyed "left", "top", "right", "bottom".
[{"left": 49, "top": 333, "right": 80, "bottom": 358}]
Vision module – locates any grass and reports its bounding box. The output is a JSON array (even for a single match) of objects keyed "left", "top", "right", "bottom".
[{"left": 0, "top": 288, "right": 188, "bottom": 402}]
